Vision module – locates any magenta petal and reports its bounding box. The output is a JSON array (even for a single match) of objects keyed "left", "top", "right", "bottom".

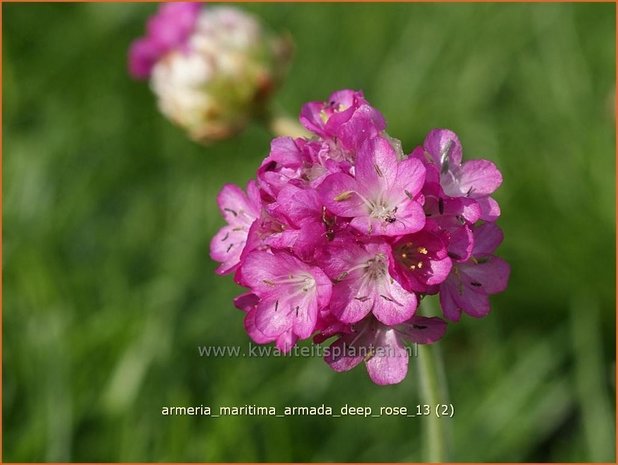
[
  {"left": 439, "top": 283, "right": 463, "bottom": 322},
  {"left": 128, "top": 38, "right": 162, "bottom": 79},
  {"left": 274, "top": 185, "right": 321, "bottom": 227},
  {"left": 458, "top": 159, "right": 503, "bottom": 197},
  {"left": 365, "top": 329, "right": 408, "bottom": 385},
  {"left": 477, "top": 196, "right": 501, "bottom": 222},
  {"left": 390, "top": 156, "right": 426, "bottom": 201},
  {"left": 299, "top": 101, "right": 327, "bottom": 135},
  {"left": 264, "top": 137, "right": 304, "bottom": 168},
  {"left": 457, "top": 287, "right": 491, "bottom": 318},
  {"left": 216, "top": 183, "right": 259, "bottom": 225},
  {"left": 372, "top": 279, "right": 417, "bottom": 325},
  {"left": 254, "top": 297, "right": 294, "bottom": 337},
  {"left": 334, "top": 104, "right": 386, "bottom": 150},
  {"left": 447, "top": 225, "right": 474, "bottom": 262},
  {"left": 397, "top": 316, "right": 447, "bottom": 344},
  {"left": 425, "top": 256, "right": 453, "bottom": 286},
  {"left": 275, "top": 330, "right": 298, "bottom": 353},
  {"left": 355, "top": 136, "right": 399, "bottom": 190},
  {"left": 324, "top": 332, "right": 370, "bottom": 372},
  {"left": 370, "top": 199, "right": 426, "bottom": 236},
  {"left": 472, "top": 223, "right": 504, "bottom": 256},
  {"left": 234, "top": 292, "right": 259, "bottom": 312},
  {"left": 244, "top": 309, "right": 274, "bottom": 344},
  {"left": 210, "top": 224, "right": 249, "bottom": 275},
  {"left": 459, "top": 256, "right": 510, "bottom": 294},
  {"left": 318, "top": 173, "right": 366, "bottom": 217},
  {"left": 423, "top": 129, "right": 463, "bottom": 167}
]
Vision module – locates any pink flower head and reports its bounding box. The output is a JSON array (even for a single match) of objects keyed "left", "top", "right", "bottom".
[
  {"left": 128, "top": 2, "right": 201, "bottom": 79},
  {"left": 319, "top": 136, "right": 426, "bottom": 237},
  {"left": 325, "top": 315, "right": 447, "bottom": 385},
  {"left": 210, "top": 90, "right": 510, "bottom": 384}
]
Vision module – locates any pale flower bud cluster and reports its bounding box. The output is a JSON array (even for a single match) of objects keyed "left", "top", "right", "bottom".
[{"left": 129, "top": 3, "right": 291, "bottom": 143}]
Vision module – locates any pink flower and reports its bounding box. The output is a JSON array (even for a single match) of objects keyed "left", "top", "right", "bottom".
[
  {"left": 257, "top": 137, "right": 328, "bottom": 199},
  {"left": 323, "top": 241, "right": 418, "bottom": 325},
  {"left": 209, "top": 181, "right": 260, "bottom": 275},
  {"left": 412, "top": 129, "right": 503, "bottom": 222},
  {"left": 389, "top": 227, "right": 453, "bottom": 293},
  {"left": 324, "top": 315, "right": 447, "bottom": 385},
  {"left": 300, "top": 90, "right": 385, "bottom": 155},
  {"left": 439, "top": 223, "right": 511, "bottom": 321},
  {"left": 239, "top": 250, "right": 332, "bottom": 351},
  {"left": 319, "top": 136, "right": 426, "bottom": 236}
]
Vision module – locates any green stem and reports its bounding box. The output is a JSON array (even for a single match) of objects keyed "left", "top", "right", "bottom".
[{"left": 416, "top": 339, "right": 452, "bottom": 462}]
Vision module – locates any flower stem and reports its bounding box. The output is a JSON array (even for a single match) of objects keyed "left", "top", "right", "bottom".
[{"left": 416, "top": 341, "right": 452, "bottom": 462}]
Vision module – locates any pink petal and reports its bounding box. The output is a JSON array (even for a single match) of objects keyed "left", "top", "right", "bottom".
[
  {"left": 354, "top": 136, "right": 399, "bottom": 192},
  {"left": 324, "top": 331, "right": 372, "bottom": 372},
  {"left": 234, "top": 292, "right": 259, "bottom": 312},
  {"left": 365, "top": 329, "right": 409, "bottom": 385},
  {"left": 210, "top": 225, "right": 249, "bottom": 275},
  {"left": 397, "top": 316, "right": 447, "bottom": 344},
  {"left": 273, "top": 185, "right": 321, "bottom": 227},
  {"left": 423, "top": 129, "right": 463, "bottom": 167},
  {"left": 459, "top": 256, "right": 510, "bottom": 294},
  {"left": 275, "top": 330, "right": 298, "bottom": 353},
  {"left": 333, "top": 104, "right": 386, "bottom": 150},
  {"left": 128, "top": 38, "right": 162, "bottom": 79},
  {"left": 254, "top": 296, "right": 294, "bottom": 337},
  {"left": 425, "top": 256, "right": 453, "bottom": 286},
  {"left": 440, "top": 274, "right": 491, "bottom": 319},
  {"left": 351, "top": 199, "right": 425, "bottom": 237},
  {"left": 244, "top": 309, "right": 274, "bottom": 344},
  {"left": 477, "top": 196, "right": 501, "bottom": 222},
  {"left": 439, "top": 283, "right": 463, "bottom": 322},
  {"left": 300, "top": 102, "right": 327, "bottom": 135},
  {"left": 472, "top": 223, "right": 504, "bottom": 256},
  {"left": 447, "top": 225, "right": 474, "bottom": 262},
  {"left": 390, "top": 156, "right": 426, "bottom": 202},
  {"left": 216, "top": 183, "right": 259, "bottom": 226},
  {"left": 458, "top": 159, "right": 503, "bottom": 197},
  {"left": 318, "top": 173, "right": 366, "bottom": 217},
  {"left": 292, "top": 297, "right": 320, "bottom": 339}
]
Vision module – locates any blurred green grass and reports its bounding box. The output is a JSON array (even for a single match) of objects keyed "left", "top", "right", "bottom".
[{"left": 3, "top": 2, "right": 615, "bottom": 462}]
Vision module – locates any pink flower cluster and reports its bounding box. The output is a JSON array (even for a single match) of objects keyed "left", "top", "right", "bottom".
[{"left": 210, "top": 90, "right": 510, "bottom": 385}]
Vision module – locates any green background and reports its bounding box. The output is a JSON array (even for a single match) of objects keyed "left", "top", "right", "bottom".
[{"left": 3, "top": 2, "right": 616, "bottom": 462}]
